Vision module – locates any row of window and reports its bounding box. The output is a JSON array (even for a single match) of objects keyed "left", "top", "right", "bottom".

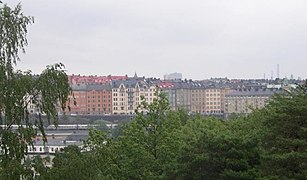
[
  {"left": 113, "top": 88, "right": 155, "bottom": 92},
  {"left": 88, "top": 108, "right": 111, "bottom": 112},
  {"left": 191, "top": 89, "right": 221, "bottom": 93},
  {"left": 87, "top": 95, "right": 111, "bottom": 98},
  {"left": 88, "top": 99, "right": 111, "bottom": 103},
  {"left": 87, "top": 104, "right": 111, "bottom": 107},
  {"left": 89, "top": 91, "right": 111, "bottom": 94},
  {"left": 113, "top": 93, "right": 154, "bottom": 96},
  {"left": 191, "top": 98, "right": 221, "bottom": 101},
  {"left": 191, "top": 105, "right": 221, "bottom": 109},
  {"left": 191, "top": 110, "right": 222, "bottom": 114},
  {"left": 192, "top": 93, "right": 220, "bottom": 97},
  {"left": 28, "top": 146, "right": 64, "bottom": 153}
]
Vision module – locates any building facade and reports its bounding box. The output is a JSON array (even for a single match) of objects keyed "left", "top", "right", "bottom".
[
  {"left": 62, "top": 84, "right": 112, "bottom": 115},
  {"left": 112, "top": 78, "right": 157, "bottom": 114},
  {"left": 190, "top": 88, "right": 207, "bottom": 114},
  {"left": 59, "top": 75, "right": 299, "bottom": 117},
  {"left": 224, "top": 89, "right": 277, "bottom": 118},
  {"left": 190, "top": 87, "right": 227, "bottom": 115},
  {"left": 161, "top": 82, "right": 191, "bottom": 111}
]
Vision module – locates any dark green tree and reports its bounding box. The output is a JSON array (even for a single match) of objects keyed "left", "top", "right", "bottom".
[
  {"left": 260, "top": 83, "right": 307, "bottom": 179},
  {"left": 0, "top": 2, "right": 72, "bottom": 179},
  {"left": 178, "top": 116, "right": 260, "bottom": 180},
  {"left": 41, "top": 145, "right": 99, "bottom": 180}
]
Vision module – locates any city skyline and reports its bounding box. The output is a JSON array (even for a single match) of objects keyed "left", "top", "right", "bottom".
[{"left": 7, "top": 0, "right": 307, "bottom": 80}]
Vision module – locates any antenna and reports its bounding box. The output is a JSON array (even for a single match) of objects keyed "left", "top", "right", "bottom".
[{"left": 277, "top": 64, "right": 280, "bottom": 79}]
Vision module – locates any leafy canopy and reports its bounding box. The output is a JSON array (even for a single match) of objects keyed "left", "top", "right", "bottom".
[{"left": 0, "top": 2, "right": 72, "bottom": 179}]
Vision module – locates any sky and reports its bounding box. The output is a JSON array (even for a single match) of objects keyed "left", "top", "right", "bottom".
[{"left": 6, "top": 0, "right": 307, "bottom": 80}]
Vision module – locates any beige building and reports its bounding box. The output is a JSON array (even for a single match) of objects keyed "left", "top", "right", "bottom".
[
  {"left": 205, "top": 88, "right": 223, "bottom": 114},
  {"left": 190, "top": 87, "right": 229, "bottom": 115},
  {"left": 112, "top": 83, "right": 128, "bottom": 114},
  {"left": 224, "top": 89, "right": 276, "bottom": 118},
  {"left": 220, "top": 87, "right": 233, "bottom": 114},
  {"left": 190, "top": 88, "right": 206, "bottom": 114},
  {"left": 112, "top": 79, "right": 157, "bottom": 115}
]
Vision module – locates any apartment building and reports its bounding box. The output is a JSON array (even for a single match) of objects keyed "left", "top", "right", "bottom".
[
  {"left": 190, "top": 84, "right": 229, "bottom": 115},
  {"left": 62, "top": 75, "right": 301, "bottom": 117},
  {"left": 161, "top": 81, "right": 229, "bottom": 115},
  {"left": 205, "top": 88, "right": 222, "bottom": 114},
  {"left": 62, "top": 84, "right": 112, "bottom": 115},
  {"left": 159, "top": 82, "right": 175, "bottom": 109},
  {"left": 69, "top": 84, "right": 87, "bottom": 115},
  {"left": 224, "top": 89, "right": 276, "bottom": 118},
  {"left": 220, "top": 87, "right": 233, "bottom": 113},
  {"left": 190, "top": 87, "right": 206, "bottom": 114},
  {"left": 86, "top": 84, "right": 112, "bottom": 115},
  {"left": 161, "top": 82, "right": 191, "bottom": 111},
  {"left": 112, "top": 78, "right": 157, "bottom": 114}
]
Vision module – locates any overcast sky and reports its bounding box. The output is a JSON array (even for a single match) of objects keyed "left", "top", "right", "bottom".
[{"left": 6, "top": 0, "right": 307, "bottom": 80}]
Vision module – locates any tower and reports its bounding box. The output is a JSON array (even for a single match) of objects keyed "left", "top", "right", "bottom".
[
  {"left": 134, "top": 72, "right": 138, "bottom": 78},
  {"left": 277, "top": 64, "right": 280, "bottom": 79}
]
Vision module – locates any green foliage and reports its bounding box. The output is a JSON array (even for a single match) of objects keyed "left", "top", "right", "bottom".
[
  {"left": 84, "top": 129, "right": 121, "bottom": 179},
  {"left": 42, "top": 145, "right": 100, "bottom": 180},
  {"left": 260, "top": 83, "right": 307, "bottom": 179},
  {"left": 113, "top": 92, "right": 184, "bottom": 179},
  {"left": 0, "top": 3, "right": 33, "bottom": 67},
  {"left": 178, "top": 116, "right": 260, "bottom": 179},
  {"left": 0, "top": 2, "right": 72, "bottom": 179}
]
